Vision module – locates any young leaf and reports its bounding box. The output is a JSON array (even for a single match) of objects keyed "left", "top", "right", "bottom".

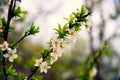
[
  {"left": 69, "top": 15, "right": 74, "bottom": 24},
  {"left": 27, "top": 23, "right": 40, "bottom": 35},
  {"left": 1, "top": 17, "right": 7, "bottom": 27},
  {"left": 55, "top": 24, "right": 68, "bottom": 38},
  {"left": 7, "top": 65, "right": 17, "bottom": 76},
  {"left": 17, "top": 73, "right": 26, "bottom": 80},
  {"left": 14, "top": 7, "right": 22, "bottom": 17},
  {"left": 41, "top": 48, "right": 51, "bottom": 57},
  {"left": 80, "top": 5, "right": 86, "bottom": 17}
]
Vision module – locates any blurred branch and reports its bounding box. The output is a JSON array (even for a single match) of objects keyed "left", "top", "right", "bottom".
[
  {"left": 26, "top": 67, "right": 39, "bottom": 80},
  {"left": 84, "top": 0, "right": 106, "bottom": 80},
  {"left": 26, "top": 56, "right": 48, "bottom": 80},
  {"left": 4, "top": 0, "right": 16, "bottom": 41},
  {"left": 110, "top": 0, "right": 120, "bottom": 19},
  {"left": 2, "top": 0, "right": 16, "bottom": 80}
]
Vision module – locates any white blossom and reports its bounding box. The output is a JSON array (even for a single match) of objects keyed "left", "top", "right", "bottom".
[
  {"left": 64, "top": 31, "right": 78, "bottom": 45},
  {"left": 51, "top": 38, "right": 61, "bottom": 48},
  {"left": 40, "top": 61, "right": 51, "bottom": 73},
  {"left": 64, "top": 35, "right": 74, "bottom": 45},
  {"left": 3, "top": 48, "right": 18, "bottom": 62},
  {"left": 0, "top": 41, "right": 9, "bottom": 51},
  {"left": 50, "top": 48, "right": 62, "bottom": 57},
  {"left": 68, "top": 28, "right": 77, "bottom": 36},
  {"left": 35, "top": 58, "right": 43, "bottom": 67},
  {"left": 59, "top": 42, "right": 65, "bottom": 52},
  {"left": 0, "top": 29, "right": 3, "bottom": 32},
  {"left": 50, "top": 55, "right": 58, "bottom": 64},
  {"left": 90, "top": 67, "right": 97, "bottom": 77}
]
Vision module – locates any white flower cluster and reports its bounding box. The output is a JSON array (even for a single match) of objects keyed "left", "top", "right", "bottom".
[
  {"left": 35, "top": 58, "right": 51, "bottom": 73},
  {"left": 0, "top": 41, "right": 18, "bottom": 62},
  {"left": 35, "top": 28, "right": 79, "bottom": 73},
  {"left": 50, "top": 28, "right": 78, "bottom": 65},
  {"left": 64, "top": 28, "right": 78, "bottom": 45}
]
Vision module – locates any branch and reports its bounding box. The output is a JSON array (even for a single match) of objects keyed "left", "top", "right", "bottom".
[
  {"left": 26, "top": 55, "right": 47, "bottom": 79},
  {"left": 3, "top": 0, "right": 17, "bottom": 41},
  {"left": 2, "top": 55, "right": 7, "bottom": 80},
  {"left": 11, "top": 32, "right": 30, "bottom": 47},
  {"left": 2, "top": 0, "right": 16, "bottom": 79},
  {"left": 4, "top": 0, "right": 15, "bottom": 41},
  {"left": 26, "top": 67, "right": 39, "bottom": 80}
]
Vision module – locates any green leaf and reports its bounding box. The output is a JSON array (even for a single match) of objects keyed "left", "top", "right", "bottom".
[
  {"left": 74, "top": 26, "right": 80, "bottom": 31},
  {"left": 8, "top": 25, "right": 14, "bottom": 32},
  {"left": 7, "top": 65, "right": 17, "bottom": 76},
  {"left": 1, "top": 17, "right": 7, "bottom": 27},
  {"left": 14, "top": 7, "right": 22, "bottom": 17},
  {"left": 27, "top": 23, "right": 40, "bottom": 35},
  {"left": 18, "top": 73, "right": 25, "bottom": 80},
  {"left": 0, "top": 47, "right": 2, "bottom": 53},
  {"left": 64, "top": 17, "right": 69, "bottom": 22},
  {"left": 80, "top": 5, "right": 86, "bottom": 17},
  {"left": 55, "top": 24, "right": 68, "bottom": 38},
  {"left": 69, "top": 15, "right": 74, "bottom": 23},
  {"left": 41, "top": 48, "right": 51, "bottom": 57}
]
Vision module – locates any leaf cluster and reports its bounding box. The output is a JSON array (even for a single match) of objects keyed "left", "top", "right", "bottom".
[
  {"left": 1, "top": 18, "right": 14, "bottom": 32},
  {"left": 41, "top": 48, "right": 51, "bottom": 59},
  {"left": 55, "top": 5, "right": 91, "bottom": 39},
  {"left": 26, "top": 23, "right": 40, "bottom": 35},
  {"left": 55, "top": 24, "right": 68, "bottom": 38}
]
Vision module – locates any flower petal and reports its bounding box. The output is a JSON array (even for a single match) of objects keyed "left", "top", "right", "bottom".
[
  {"left": 13, "top": 54, "right": 18, "bottom": 58},
  {"left": 35, "top": 63, "right": 39, "bottom": 66},
  {"left": 50, "top": 56, "right": 58, "bottom": 64},
  {"left": 3, "top": 54, "right": 9, "bottom": 58},
  {"left": 44, "top": 69, "right": 47, "bottom": 73},
  {"left": 9, "top": 57, "right": 13, "bottom": 62},
  {"left": 40, "top": 68, "right": 44, "bottom": 73},
  {"left": 12, "top": 49, "right": 17, "bottom": 53}
]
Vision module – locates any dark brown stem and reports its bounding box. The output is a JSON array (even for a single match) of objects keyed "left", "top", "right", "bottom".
[
  {"left": 11, "top": 33, "right": 29, "bottom": 47},
  {"left": 26, "top": 55, "right": 48, "bottom": 79},
  {"left": 2, "top": 0, "right": 16, "bottom": 79},
  {"left": 2, "top": 57, "right": 6, "bottom": 79},
  {"left": 27, "top": 67, "right": 39, "bottom": 80},
  {"left": 4, "top": 0, "right": 14, "bottom": 41}
]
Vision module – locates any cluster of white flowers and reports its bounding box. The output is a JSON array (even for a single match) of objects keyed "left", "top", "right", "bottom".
[
  {"left": 50, "top": 28, "right": 78, "bottom": 65},
  {"left": 35, "top": 58, "right": 51, "bottom": 73},
  {"left": 50, "top": 38, "right": 64, "bottom": 64},
  {"left": 35, "top": 28, "right": 79, "bottom": 73},
  {"left": 64, "top": 28, "right": 78, "bottom": 45},
  {"left": 0, "top": 41, "right": 18, "bottom": 62}
]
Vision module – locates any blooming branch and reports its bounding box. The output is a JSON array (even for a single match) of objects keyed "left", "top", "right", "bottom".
[{"left": 26, "top": 4, "right": 91, "bottom": 79}]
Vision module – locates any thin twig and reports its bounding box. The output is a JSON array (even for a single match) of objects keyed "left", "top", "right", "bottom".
[
  {"left": 27, "top": 67, "right": 39, "bottom": 80},
  {"left": 11, "top": 33, "right": 29, "bottom": 47}
]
